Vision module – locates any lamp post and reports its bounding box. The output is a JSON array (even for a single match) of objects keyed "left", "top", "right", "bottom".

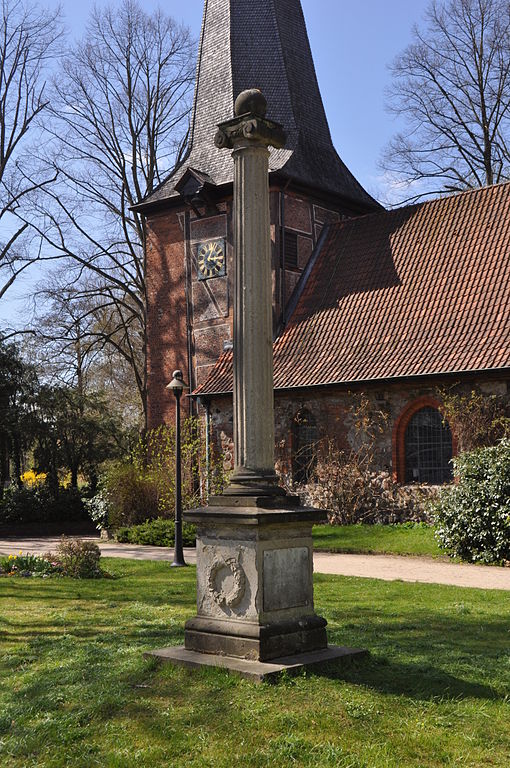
[{"left": 166, "top": 370, "right": 188, "bottom": 567}]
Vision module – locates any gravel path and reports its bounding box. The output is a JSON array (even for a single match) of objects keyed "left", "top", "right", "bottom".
[
  {"left": 1, "top": 536, "right": 509, "bottom": 591},
  {"left": 313, "top": 551, "right": 510, "bottom": 590}
]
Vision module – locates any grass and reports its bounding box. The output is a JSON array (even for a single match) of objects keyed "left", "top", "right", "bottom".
[
  {"left": 1, "top": 559, "right": 509, "bottom": 767},
  {"left": 312, "top": 523, "right": 445, "bottom": 558}
]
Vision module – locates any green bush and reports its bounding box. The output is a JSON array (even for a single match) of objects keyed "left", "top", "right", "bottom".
[
  {"left": 0, "top": 487, "right": 44, "bottom": 524},
  {"left": 52, "top": 537, "right": 102, "bottom": 578},
  {"left": 102, "top": 463, "right": 159, "bottom": 529},
  {"left": 432, "top": 439, "right": 510, "bottom": 564},
  {"left": 0, "top": 484, "right": 85, "bottom": 525},
  {"left": 115, "top": 517, "right": 196, "bottom": 547},
  {"left": 101, "top": 420, "right": 227, "bottom": 529},
  {"left": 45, "top": 487, "right": 86, "bottom": 521}
]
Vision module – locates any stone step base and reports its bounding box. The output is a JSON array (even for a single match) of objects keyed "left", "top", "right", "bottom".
[{"left": 145, "top": 645, "right": 369, "bottom": 683}]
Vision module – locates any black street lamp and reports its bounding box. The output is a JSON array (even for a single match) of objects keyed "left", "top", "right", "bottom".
[{"left": 166, "top": 369, "right": 188, "bottom": 567}]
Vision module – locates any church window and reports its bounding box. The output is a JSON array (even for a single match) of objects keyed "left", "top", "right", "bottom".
[
  {"left": 292, "top": 409, "right": 318, "bottom": 484},
  {"left": 404, "top": 406, "right": 453, "bottom": 484}
]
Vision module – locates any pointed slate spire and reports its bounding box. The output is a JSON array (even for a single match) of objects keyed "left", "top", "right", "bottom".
[{"left": 143, "top": 0, "right": 378, "bottom": 210}]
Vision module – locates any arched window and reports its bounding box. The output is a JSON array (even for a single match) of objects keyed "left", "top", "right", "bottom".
[
  {"left": 292, "top": 409, "right": 318, "bottom": 485},
  {"left": 404, "top": 406, "right": 453, "bottom": 484}
]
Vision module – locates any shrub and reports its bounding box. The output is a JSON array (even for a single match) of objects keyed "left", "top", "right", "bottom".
[
  {"left": 278, "top": 395, "right": 436, "bottom": 525},
  {"left": 1, "top": 540, "right": 105, "bottom": 579},
  {"left": 51, "top": 537, "right": 102, "bottom": 578},
  {"left": 291, "top": 442, "right": 435, "bottom": 525},
  {"left": 20, "top": 470, "right": 47, "bottom": 488},
  {"left": 0, "top": 484, "right": 86, "bottom": 526},
  {"left": 83, "top": 490, "right": 110, "bottom": 531},
  {"left": 44, "top": 487, "right": 86, "bottom": 522},
  {"left": 432, "top": 440, "right": 510, "bottom": 564},
  {"left": 0, "top": 486, "right": 44, "bottom": 524},
  {"left": 102, "top": 462, "right": 159, "bottom": 528},
  {"left": 101, "top": 420, "right": 227, "bottom": 529},
  {"left": 115, "top": 517, "right": 196, "bottom": 547}
]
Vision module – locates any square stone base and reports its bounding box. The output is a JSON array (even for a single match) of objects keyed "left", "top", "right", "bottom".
[
  {"left": 145, "top": 645, "right": 369, "bottom": 683},
  {"left": 184, "top": 614, "right": 327, "bottom": 661},
  {"left": 182, "top": 502, "right": 330, "bottom": 661}
]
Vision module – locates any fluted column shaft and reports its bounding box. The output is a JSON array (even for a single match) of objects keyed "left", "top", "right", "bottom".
[
  {"left": 215, "top": 91, "right": 286, "bottom": 496},
  {"left": 231, "top": 140, "right": 275, "bottom": 482}
]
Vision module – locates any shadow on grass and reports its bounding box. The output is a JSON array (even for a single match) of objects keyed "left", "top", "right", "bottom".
[
  {"left": 325, "top": 606, "right": 510, "bottom": 659},
  {"left": 315, "top": 592, "right": 510, "bottom": 702},
  {"left": 312, "top": 654, "right": 500, "bottom": 702},
  {"left": 0, "top": 621, "right": 188, "bottom": 737}
]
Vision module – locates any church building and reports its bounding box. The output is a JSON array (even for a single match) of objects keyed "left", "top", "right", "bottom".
[{"left": 135, "top": 0, "right": 510, "bottom": 486}]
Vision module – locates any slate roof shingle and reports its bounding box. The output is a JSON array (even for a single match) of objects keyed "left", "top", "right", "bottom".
[
  {"left": 140, "top": 0, "right": 378, "bottom": 211},
  {"left": 194, "top": 182, "right": 510, "bottom": 395}
]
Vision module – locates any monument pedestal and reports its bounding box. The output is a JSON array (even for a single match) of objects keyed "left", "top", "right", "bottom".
[
  {"left": 184, "top": 498, "right": 327, "bottom": 661},
  {"left": 147, "top": 496, "right": 368, "bottom": 680}
]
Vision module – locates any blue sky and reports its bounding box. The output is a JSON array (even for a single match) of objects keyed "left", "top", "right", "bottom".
[
  {"left": 58, "top": 0, "right": 432, "bottom": 197},
  {"left": 1, "top": 0, "right": 431, "bottom": 326}
]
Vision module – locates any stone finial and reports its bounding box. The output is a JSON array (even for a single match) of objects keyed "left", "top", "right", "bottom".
[
  {"left": 215, "top": 89, "right": 286, "bottom": 151},
  {"left": 234, "top": 89, "right": 267, "bottom": 118}
]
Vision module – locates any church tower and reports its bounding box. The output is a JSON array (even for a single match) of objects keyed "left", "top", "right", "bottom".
[{"left": 137, "top": 0, "right": 379, "bottom": 427}]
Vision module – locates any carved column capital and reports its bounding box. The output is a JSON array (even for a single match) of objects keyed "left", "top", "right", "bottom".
[{"left": 215, "top": 115, "right": 286, "bottom": 151}]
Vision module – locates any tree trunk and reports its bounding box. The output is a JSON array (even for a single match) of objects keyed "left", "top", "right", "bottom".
[
  {"left": 13, "top": 433, "right": 22, "bottom": 488},
  {"left": 89, "top": 467, "right": 98, "bottom": 495}
]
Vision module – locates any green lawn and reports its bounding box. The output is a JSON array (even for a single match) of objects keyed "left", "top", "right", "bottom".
[
  {"left": 313, "top": 524, "right": 444, "bottom": 558},
  {"left": 1, "top": 560, "right": 509, "bottom": 767}
]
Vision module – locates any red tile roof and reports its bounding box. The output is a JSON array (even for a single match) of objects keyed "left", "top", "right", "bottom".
[{"left": 194, "top": 183, "right": 510, "bottom": 396}]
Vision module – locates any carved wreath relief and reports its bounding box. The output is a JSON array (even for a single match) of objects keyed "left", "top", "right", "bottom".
[{"left": 207, "top": 555, "right": 246, "bottom": 609}]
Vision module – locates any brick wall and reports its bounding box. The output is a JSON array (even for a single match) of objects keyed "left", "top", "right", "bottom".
[
  {"left": 145, "top": 185, "right": 355, "bottom": 428},
  {"left": 146, "top": 208, "right": 189, "bottom": 428},
  {"left": 203, "top": 376, "right": 510, "bottom": 482}
]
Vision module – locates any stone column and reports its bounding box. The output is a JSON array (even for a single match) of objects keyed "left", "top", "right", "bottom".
[
  {"left": 214, "top": 90, "right": 286, "bottom": 496},
  {"left": 180, "top": 91, "right": 330, "bottom": 662},
  {"left": 150, "top": 90, "right": 367, "bottom": 678}
]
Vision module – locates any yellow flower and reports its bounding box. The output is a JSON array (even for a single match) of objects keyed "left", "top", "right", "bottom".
[
  {"left": 59, "top": 472, "right": 72, "bottom": 489},
  {"left": 20, "top": 470, "right": 47, "bottom": 488}
]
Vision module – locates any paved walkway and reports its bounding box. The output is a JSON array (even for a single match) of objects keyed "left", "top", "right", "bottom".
[
  {"left": 1, "top": 536, "right": 510, "bottom": 591},
  {"left": 313, "top": 552, "right": 510, "bottom": 590}
]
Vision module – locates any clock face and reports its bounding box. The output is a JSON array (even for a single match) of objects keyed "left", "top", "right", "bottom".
[{"left": 197, "top": 239, "right": 226, "bottom": 280}]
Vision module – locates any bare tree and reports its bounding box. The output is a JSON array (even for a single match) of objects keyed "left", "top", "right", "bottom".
[
  {"left": 0, "top": 0, "right": 62, "bottom": 299},
  {"left": 383, "top": 0, "right": 510, "bottom": 201},
  {"left": 23, "top": 0, "right": 195, "bottom": 426},
  {"left": 28, "top": 269, "right": 144, "bottom": 427},
  {"left": 29, "top": 276, "right": 93, "bottom": 392}
]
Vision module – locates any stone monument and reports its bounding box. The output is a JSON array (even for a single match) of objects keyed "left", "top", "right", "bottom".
[{"left": 147, "top": 90, "right": 367, "bottom": 680}]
